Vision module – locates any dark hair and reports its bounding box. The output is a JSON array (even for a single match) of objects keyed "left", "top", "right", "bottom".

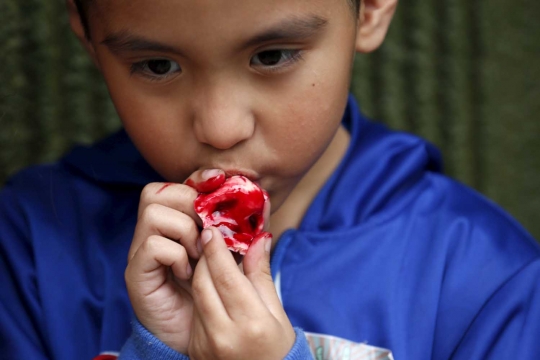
[
  {"left": 74, "top": 0, "right": 361, "bottom": 39},
  {"left": 74, "top": 0, "right": 92, "bottom": 38}
]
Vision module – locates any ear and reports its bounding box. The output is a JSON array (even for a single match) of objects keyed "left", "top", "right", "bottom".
[
  {"left": 355, "top": 0, "right": 398, "bottom": 53},
  {"left": 66, "top": 0, "right": 100, "bottom": 67}
]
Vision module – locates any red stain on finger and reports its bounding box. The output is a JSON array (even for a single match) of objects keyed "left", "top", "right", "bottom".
[{"left": 156, "top": 183, "right": 173, "bottom": 194}]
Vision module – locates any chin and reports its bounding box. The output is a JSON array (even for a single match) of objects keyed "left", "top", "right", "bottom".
[{"left": 264, "top": 180, "right": 297, "bottom": 212}]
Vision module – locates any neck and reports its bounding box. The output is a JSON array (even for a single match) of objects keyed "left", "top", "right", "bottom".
[{"left": 269, "top": 125, "right": 350, "bottom": 243}]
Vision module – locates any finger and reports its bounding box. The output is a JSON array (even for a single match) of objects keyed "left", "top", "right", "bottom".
[
  {"left": 184, "top": 169, "right": 226, "bottom": 193},
  {"left": 199, "top": 227, "right": 266, "bottom": 318},
  {"left": 243, "top": 232, "right": 283, "bottom": 316},
  {"left": 138, "top": 182, "right": 200, "bottom": 225},
  {"left": 126, "top": 235, "right": 192, "bottom": 297},
  {"left": 129, "top": 203, "right": 200, "bottom": 260},
  {"left": 262, "top": 195, "right": 271, "bottom": 232},
  {"left": 191, "top": 253, "right": 230, "bottom": 325},
  {"left": 188, "top": 307, "right": 216, "bottom": 360}
]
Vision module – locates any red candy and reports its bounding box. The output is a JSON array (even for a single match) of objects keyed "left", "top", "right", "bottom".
[{"left": 194, "top": 176, "right": 269, "bottom": 255}]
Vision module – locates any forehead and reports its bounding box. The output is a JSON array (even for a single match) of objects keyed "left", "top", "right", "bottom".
[{"left": 92, "top": 0, "right": 350, "bottom": 37}]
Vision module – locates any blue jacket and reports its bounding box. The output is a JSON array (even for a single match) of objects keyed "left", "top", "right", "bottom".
[{"left": 1, "top": 96, "right": 539, "bottom": 359}]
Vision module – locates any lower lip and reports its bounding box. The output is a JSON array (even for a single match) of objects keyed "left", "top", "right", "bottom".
[{"left": 223, "top": 170, "right": 260, "bottom": 182}]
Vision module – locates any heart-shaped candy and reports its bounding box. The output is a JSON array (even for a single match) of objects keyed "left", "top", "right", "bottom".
[{"left": 194, "top": 176, "right": 269, "bottom": 255}]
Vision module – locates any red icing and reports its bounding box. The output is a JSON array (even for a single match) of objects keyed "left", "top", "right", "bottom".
[
  {"left": 185, "top": 173, "right": 226, "bottom": 193},
  {"left": 194, "top": 176, "right": 269, "bottom": 255}
]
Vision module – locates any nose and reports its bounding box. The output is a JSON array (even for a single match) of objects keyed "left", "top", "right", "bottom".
[{"left": 193, "top": 82, "right": 255, "bottom": 150}]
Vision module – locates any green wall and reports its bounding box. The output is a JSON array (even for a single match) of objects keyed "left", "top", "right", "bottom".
[{"left": 1, "top": 1, "right": 539, "bottom": 239}]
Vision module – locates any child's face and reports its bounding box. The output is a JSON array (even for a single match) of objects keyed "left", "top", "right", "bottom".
[{"left": 85, "top": 0, "right": 358, "bottom": 209}]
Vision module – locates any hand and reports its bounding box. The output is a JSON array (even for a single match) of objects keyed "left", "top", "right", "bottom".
[
  {"left": 188, "top": 227, "right": 296, "bottom": 360},
  {"left": 124, "top": 169, "right": 225, "bottom": 353}
]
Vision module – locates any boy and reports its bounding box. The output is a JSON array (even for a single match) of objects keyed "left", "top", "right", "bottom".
[{"left": 1, "top": 0, "right": 539, "bottom": 359}]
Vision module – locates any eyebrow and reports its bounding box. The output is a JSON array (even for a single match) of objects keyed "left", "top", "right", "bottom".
[
  {"left": 101, "top": 31, "right": 186, "bottom": 56},
  {"left": 101, "top": 14, "right": 328, "bottom": 56},
  {"left": 238, "top": 15, "right": 328, "bottom": 50}
]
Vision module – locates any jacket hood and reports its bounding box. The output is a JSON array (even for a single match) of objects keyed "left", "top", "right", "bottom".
[{"left": 62, "top": 129, "right": 164, "bottom": 187}]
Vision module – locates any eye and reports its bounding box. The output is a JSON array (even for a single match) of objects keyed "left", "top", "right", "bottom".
[
  {"left": 131, "top": 59, "right": 181, "bottom": 80},
  {"left": 250, "top": 49, "right": 302, "bottom": 71}
]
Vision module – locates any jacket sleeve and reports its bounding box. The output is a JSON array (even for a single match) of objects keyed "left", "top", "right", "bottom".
[
  {"left": 118, "top": 318, "right": 189, "bottom": 360},
  {"left": 0, "top": 186, "right": 50, "bottom": 359},
  {"left": 119, "top": 317, "right": 313, "bottom": 360},
  {"left": 451, "top": 259, "right": 540, "bottom": 359},
  {"left": 284, "top": 328, "right": 314, "bottom": 360}
]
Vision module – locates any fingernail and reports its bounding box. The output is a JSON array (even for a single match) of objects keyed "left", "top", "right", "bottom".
[
  {"left": 202, "top": 169, "right": 221, "bottom": 180},
  {"left": 196, "top": 236, "right": 203, "bottom": 255},
  {"left": 264, "top": 236, "right": 272, "bottom": 253},
  {"left": 186, "top": 263, "right": 193, "bottom": 277},
  {"left": 201, "top": 229, "right": 213, "bottom": 245}
]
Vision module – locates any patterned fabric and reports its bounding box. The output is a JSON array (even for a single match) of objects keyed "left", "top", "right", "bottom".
[{"left": 305, "top": 333, "right": 393, "bottom": 360}]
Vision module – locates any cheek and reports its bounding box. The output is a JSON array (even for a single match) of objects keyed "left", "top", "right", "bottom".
[
  {"left": 99, "top": 65, "right": 196, "bottom": 180},
  {"left": 265, "top": 97, "right": 345, "bottom": 179},
  {"left": 263, "top": 62, "right": 351, "bottom": 176}
]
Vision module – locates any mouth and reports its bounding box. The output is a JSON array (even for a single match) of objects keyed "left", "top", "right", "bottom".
[
  {"left": 200, "top": 167, "right": 260, "bottom": 182},
  {"left": 223, "top": 169, "right": 260, "bottom": 182}
]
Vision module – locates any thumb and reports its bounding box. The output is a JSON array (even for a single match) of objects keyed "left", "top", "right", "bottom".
[
  {"left": 184, "top": 169, "right": 225, "bottom": 193},
  {"left": 243, "top": 232, "right": 282, "bottom": 313}
]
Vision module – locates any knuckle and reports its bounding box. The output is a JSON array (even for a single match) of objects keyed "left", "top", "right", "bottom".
[
  {"left": 140, "top": 183, "right": 160, "bottom": 202},
  {"left": 141, "top": 235, "right": 162, "bottom": 254},
  {"left": 175, "top": 248, "right": 190, "bottom": 269},
  {"left": 208, "top": 334, "right": 234, "bottom": 358},
  {"left": 244, "top": 322, "right": 265, "bottom": 340},
  {"left": 247, "top": 268, "right": 273, "bottom": 286},
  {"left": 213, "top": 271, "right": 237, "bottom": 292},
  {"left": 140, "top": 203, "right": 162, "bottom": 224},
  {"left": 176, "top": 243, "right": 188, "bottom": 257},
  {"left": 171, "top": 242, "right": 188, "bottom": 262}
]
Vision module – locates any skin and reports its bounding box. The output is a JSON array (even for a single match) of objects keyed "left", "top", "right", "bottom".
[{"left": 67, "top": 0, "right": 397, "bottom": 358}]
